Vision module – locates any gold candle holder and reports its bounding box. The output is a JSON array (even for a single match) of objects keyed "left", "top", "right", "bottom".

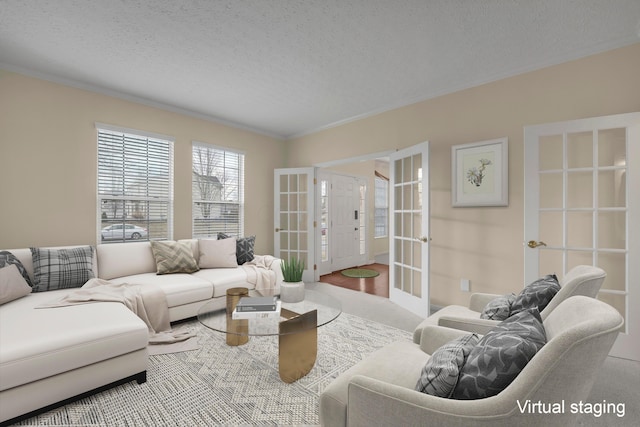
[{"left": 226, "top": 287, "right": 249, "bottom": 346}]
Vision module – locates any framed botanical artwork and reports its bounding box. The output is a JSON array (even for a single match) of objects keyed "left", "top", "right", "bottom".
[{"left": 451, "top": 137, "right": 508, "bottom": 207}]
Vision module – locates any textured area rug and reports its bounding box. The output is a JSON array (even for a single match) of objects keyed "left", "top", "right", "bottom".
[
  {"left": 340, "top": 268, "right": 379, "bottom": 278},
  {"left": 15, "top": 312, "right": 411, "bottom": 426},
  {"left": 147, "top": 336, "right": 199, "bottom": 355}
]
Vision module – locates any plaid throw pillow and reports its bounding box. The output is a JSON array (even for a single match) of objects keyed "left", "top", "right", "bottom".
[
  {"left": 217, "top": 233, "right": 255, "bottom": 265},
  {"left": 30, "top": 246, "right": 95, "bottom": 292},
  {"left": 150, "top": 241, "right": 199, "bottom": 275}
]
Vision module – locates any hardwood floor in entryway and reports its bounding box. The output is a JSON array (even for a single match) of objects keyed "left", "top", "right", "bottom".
[{"left": 320, "top": 263, "right": 389, "bottom": 298}]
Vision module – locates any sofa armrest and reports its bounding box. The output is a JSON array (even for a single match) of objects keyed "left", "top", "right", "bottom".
[
  {"left": 418, "top": 325, "right": 470, "bottom": 354},
  {"left": 468, "top": 292, "right": 501, "bottom": 312},
  {"left": 266, "top": 257, "right": 284, "bottom": 293},
  {"left": 437, "top": 316, "right": 499, "bottom": 335},
  {"left": 347, "top": 375, "right": 514, "bottom": 427}
]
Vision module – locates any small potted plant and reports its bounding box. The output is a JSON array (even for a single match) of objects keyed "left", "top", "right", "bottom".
[{"left": 280, "top": 257, "right": 305, "bottom": 302}]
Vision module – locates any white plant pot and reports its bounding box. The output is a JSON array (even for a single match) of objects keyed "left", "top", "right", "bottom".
[{"left": 280, "top": 281, "right": 305, "bottom": 303}]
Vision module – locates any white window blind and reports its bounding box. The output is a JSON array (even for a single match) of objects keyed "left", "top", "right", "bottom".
[
  {"left": 97, "top": 125, "right": 174, "bottom": 243},
  {"left": 374, "top": 174, "right": 389, "bottom": 238},
  {"left": 192, "top": 142, "right": 244, "bottom": 238}
]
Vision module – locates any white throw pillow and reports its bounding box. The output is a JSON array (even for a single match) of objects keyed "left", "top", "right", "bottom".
[
  {"left": 199, "top": 237, "right": 238, "bottom": 268},
  {"left": 0, "top": 264, "right": 32, "bottom": 304}
]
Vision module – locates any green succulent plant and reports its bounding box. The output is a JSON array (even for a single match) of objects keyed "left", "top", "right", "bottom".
[{"left": 280, "top": 257, "right": 305, "bottom": 282}]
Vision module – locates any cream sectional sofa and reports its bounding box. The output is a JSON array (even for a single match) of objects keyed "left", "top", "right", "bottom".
[{"left": 0, "top": 239, "right": 283, "bottom": 425}]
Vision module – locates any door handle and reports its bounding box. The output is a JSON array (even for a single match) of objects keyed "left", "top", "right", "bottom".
[
  {"left": 527, "top": 240, "right": 547, "bottom": 248},
  {"left": 275, "top": 228, "right": 287, "bottom": 232},
  {"left": 416, "top": 236, "right": 431, "bottom": 243}
]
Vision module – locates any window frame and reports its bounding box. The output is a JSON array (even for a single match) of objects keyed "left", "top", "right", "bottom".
[
  {"left": 191, "top": 142, "right": 245, "bottom": 238},
  {"left": 96, "top": 123, "right": 174, "bottom": 244},
  {"left": 374, "top": 173, "right": 389, "bottom": 238}
]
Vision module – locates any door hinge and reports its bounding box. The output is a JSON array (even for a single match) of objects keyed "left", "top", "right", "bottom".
[{"left": 314, "top": 264, "right": 317, "bottom": 270}]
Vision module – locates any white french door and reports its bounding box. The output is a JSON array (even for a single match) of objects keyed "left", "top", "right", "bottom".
[
  {"left": 389, "top": 142, "right": 431, "bottom": 317},
  {"left": 330, "top": 173, "right": 368, "bottom": 271},
  {"left": 317, "top": 170, "right": 332, "bottom": 276},
  {"left": 274, "top": 168, "right": 316, "bottom": 282},
  {"left": 331, "top": 174, "right": 359, "bottom": 271},
  {"left": 524, "top": 112, "right": 640, "bottom": 361}
]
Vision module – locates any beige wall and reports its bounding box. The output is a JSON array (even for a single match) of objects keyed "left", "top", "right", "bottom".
[
  {"left": 0, "top": 71, "right": 286, "bottom": 254},
  {"left": 286, "top": 43, "right": 640, "bottom": 307},
  {"left": 2, "top": 43, "right": 639, "bottom": 308}
]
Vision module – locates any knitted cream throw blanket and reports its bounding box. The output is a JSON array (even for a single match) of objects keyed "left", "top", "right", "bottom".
[{"left": 37, "top": 278, "right": 194, "bottom": 345}]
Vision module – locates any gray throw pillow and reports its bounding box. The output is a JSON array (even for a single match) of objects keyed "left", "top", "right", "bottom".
[
  {"left": 452, "top": 308, "right": 547, "bottom": 400},
  {"left": 0, "top": 250, "right": 33, "bottom": 287},
  {"left": 480, "top": 293, "right": 516, "bottom": 320},
  {"left": 415, "top": 333, "right": 479, "bottom": 397},
  {"left": 218, "top": 233, "right": 255, "bottom": 265},
  {"left": 150, "top": 241, "right": 199, "bottom": 275},
  {"left": 510, "top": 274, "right": 560, "bottom": 316},
  {"left": 30, "top": 246, "right": 95, "bottom": 292}
]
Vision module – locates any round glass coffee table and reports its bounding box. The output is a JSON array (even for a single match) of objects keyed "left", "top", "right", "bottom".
[{"left": 198, "top": 288, "right": 342, "bottom": 383}]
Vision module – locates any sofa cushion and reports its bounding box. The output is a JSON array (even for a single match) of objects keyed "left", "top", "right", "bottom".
[
  {"left": 511, "top": 274, "right": 560, "bottom": 315},
  {"left": 480, "top": 293, "right": 516, "bottom": 320},
  {"left": 96, "top": 242, "right": 157, "bottom": 280},
  {"left": 30, "top": 246, "right": 95, "bottom": 292},
  {"left": 0, "top": 264, "right": 32, "bottom": 304},
  {"left": 150, "top": 241, "right": 199, "bottom": 275},
  {"left": 0, "top": 250, "right": 33, "bottom": 287},
  {"left": 452, "top": 308, "right": 546, "bottom": 400},
  {"left": 198, "top": 238, "right": 238, "bottom": 268},
  {"left": 218, "top": 233, "right": 255, "bottom": 265},
  {"left": 415, "top": 333, "right": 479, "bottom": 397},
  {"left": 192, "top": 268, "right": 251, "bottom": 297},
  {"left": 108, "top": 273, "right": 213, "bottom": 308},
  {"left": 0, "top": 289, "right": 148, "bottom": 391}
]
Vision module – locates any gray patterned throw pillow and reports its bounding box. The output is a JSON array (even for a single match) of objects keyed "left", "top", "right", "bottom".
[
  {"left": 0, "top": 250, "right": 33, "bottom": 287},
  {"left": 480, "top": 293, "right": 516, "bottom": 320},
  {"left": 218, "top": 233, "right": 255, "bottom": 265},
  {"left": 510, "top": 274, "right": 560, "bottom": 316},
  {"left": 452, "top": 308, "right": 546, "bottom": 400},
  {"left": 150, "top": 241, "right": 199, "bottom": 275},
  {"left": 415, "top": 333, "right": 479, "bottom": 397},
  {"left": 30, "top": 246, "right": 95, "bottom": 292}
]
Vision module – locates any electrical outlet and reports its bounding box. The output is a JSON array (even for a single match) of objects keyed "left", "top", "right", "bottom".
[{"left": 460, "top": 279, "right": 470, "bottom": 292}]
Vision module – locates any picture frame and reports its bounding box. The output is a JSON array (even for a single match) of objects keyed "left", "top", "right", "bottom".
[{"left": 452, "top": 137, "right": 508, "bottom": 207}]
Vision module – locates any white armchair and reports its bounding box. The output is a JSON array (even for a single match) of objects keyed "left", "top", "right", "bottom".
[
  {"left": 412, "top": 265, "right": 606, "bottom": 343},
  {"left": 320, "top": 295, "right": 622, "bottom": 427}
]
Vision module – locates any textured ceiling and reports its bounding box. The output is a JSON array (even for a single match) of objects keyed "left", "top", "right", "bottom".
[{"left": 1, "top": 1, "right": 639, "bottom": 139}]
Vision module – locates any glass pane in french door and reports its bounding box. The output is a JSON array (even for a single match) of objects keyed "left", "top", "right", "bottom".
[
  {"left": 392, "top": 153, "right": 422, "bottom": 296},
  {"left": 537, "top": 128, "right": 628, "bottom": 332},
  {"left": 279, "top": 172, "right": 309, "bottom": 269}
]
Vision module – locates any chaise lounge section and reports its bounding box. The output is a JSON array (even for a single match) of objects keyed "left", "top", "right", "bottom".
[{"left": 0, "top": 239, "right": 283, "bottom": 425}]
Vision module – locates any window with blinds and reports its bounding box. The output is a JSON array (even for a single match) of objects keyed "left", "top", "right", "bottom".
[
  {"left": 374, "top": 174, "right": 389, "bottom": 238},
  {"left": 192, "top": 143, "right": 244, "bottom": 238},
  {"left": 97, "top": 124, "right": 174, "bottom": 243}
]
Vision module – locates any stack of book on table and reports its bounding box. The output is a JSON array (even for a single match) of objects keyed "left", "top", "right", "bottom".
[{"left": 232, "top": 296, "right": 281, "bottom": 319}]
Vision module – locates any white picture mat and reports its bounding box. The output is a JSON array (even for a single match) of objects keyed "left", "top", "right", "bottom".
[{"left": 452, "top": 137, "right": 508, "bottom": 207}]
